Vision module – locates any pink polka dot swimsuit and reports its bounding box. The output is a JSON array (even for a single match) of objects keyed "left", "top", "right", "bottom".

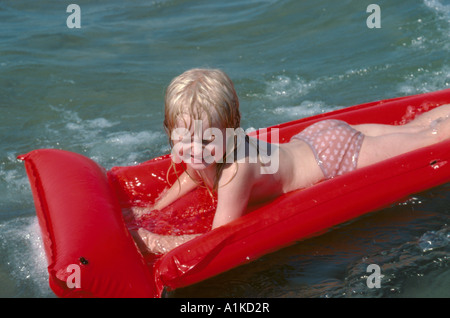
[{"left": 291, "top": 120, "right": 365, "bottom": 179}]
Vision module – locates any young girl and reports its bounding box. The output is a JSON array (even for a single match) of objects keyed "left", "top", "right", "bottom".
[{"left": 134, "top": 68, "right": 450, "bottom": 254}]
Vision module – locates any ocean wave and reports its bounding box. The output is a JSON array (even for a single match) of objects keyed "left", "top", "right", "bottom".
[
  {"left": 272, "top": 100, "right": 339, "bottom": 119},
  {"left": 397, "top": 65, "right": 450, "bottom": 95},
  {"left": 325, "top": 226, "right": 450, "bottom": 297},
  {"left": 424, "top": 0, "right": 450, "bottom": 22},
  {"left": 423, "top": 0, "right": 450, "bottom": 50},
  {"left": 0, "top": 152, "right": 32, "bottom": 211},
  {"left": 0, "top": 217, "right": 52, "bottom": 297},
  {"left": 264, "top": 74, "right": 316, "bottom": 101},
  {"left": 43, "top": 105, "right": 166, "bottom": 167}
]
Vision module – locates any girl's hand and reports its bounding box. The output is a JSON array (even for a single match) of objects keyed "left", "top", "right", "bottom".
[
  {"left": 136, "top": 228, "right": 201, "bottom": 254},
  {"left": 131, "top": 206, "right": 152, "bottom": 218},
  {"left": 137, "top": 228, "right": 164, "bottom": 254}
]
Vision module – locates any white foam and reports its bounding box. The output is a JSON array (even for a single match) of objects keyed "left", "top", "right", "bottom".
[
  {"left": 418, "top": 228, "right": 450, "bottom": 252},
  {"left": 43, "top": 104, "right": 166, "bottom": 167},
  {"left": 0, "top": 217, "right": 53, "bottom": 297},
  {"left": 85, "top": 130, "right": 166, "bottom": 167},
  {"left": 272, "top": 100, "right": 339, "bottom": 120},
  {"left": 1, "top": 154, "right": 28, "bottom": 190},
  {"left": 46, "top": 105, "right": 117, "bottom": 132},
  {"left": 0, "top": 153, "right": 31, "bottom": 209},
  {"left": 264, "top": 75, "right": 316, "bottom": 101},
  {"left": 106, "top": 130, "right": 160, "bottom": 146},
  {"left": 66, "top": 117, "right": 117, "bottom": 131},
  {"left": 398, "top": 65, "right": 450, "bottom": 94},
  {"left": 423, "top": 0, "right": 450, "bottom": 49},
  {"left": 424, "top": 0, "right": 450, "bottom": 22},
  {"left": 394, "top": 1, "right": 450, "bottom": 95}
]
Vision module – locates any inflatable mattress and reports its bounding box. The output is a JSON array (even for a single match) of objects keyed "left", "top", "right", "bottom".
[{"left": 19, "top": 88, "right": 450, "bottom": 297}]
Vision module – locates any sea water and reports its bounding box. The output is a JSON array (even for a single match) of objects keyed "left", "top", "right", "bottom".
[{"left": 0, "top": 0, "right": 449, "bottom": 297}]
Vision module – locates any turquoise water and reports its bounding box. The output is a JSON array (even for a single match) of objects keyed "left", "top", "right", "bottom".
[{"left": 1, "top": 0, "right": 449, "bottom": 297}]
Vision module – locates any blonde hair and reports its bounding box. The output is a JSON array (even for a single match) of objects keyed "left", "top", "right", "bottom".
[{"left": 163, "top": 68, "right": 241, "bottom": 193}]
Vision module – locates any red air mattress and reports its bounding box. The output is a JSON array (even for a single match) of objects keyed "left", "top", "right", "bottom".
[{"left": 20, "top": 89, "right": 450, "bottom": 297}]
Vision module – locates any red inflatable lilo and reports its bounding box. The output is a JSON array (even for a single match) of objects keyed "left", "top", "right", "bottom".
[{"left": 20, "top": 89, "right": 450, "bottom": 297}]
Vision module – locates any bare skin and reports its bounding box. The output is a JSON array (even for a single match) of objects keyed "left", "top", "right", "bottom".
[
  {"left": 135, "top": 104, "right": 450, "bottom": 254},
  {"left": 354, "top": 104, "right": 450, "bottom": 168}
]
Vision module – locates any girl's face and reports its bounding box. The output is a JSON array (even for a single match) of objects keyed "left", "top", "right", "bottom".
[{"left": 171, "top": 113, "right": 227, "bottom": 172}]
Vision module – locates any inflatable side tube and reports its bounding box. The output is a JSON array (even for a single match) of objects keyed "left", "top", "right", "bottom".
[{"left": 19, "top": 149, "right": 158, "bottom": 297}]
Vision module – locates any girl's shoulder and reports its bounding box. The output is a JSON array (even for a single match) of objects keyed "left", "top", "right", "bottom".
[{"left": 218, "top": 160, "right": 259, "bottom": 189}]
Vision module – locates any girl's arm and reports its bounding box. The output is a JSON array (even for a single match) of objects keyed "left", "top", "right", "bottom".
[
  {"left": 136, "top": 228, "right": 202, "bottom": 254},
  {"left": 211, "top": 163, "right": 252, "bottom": 229},
  {"left": 154, "top": 167, "right": 200, "bottom": 210},
  {"left": 135, "top": 163, "right": 253, "bottom": 254},
  {"left": 132, "top": 167, "right": 200, "bottom": 217}
]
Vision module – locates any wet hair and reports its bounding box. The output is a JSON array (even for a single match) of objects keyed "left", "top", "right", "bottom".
[{"left": 163, "top": 68, "right": 241, "bottom": 193}]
